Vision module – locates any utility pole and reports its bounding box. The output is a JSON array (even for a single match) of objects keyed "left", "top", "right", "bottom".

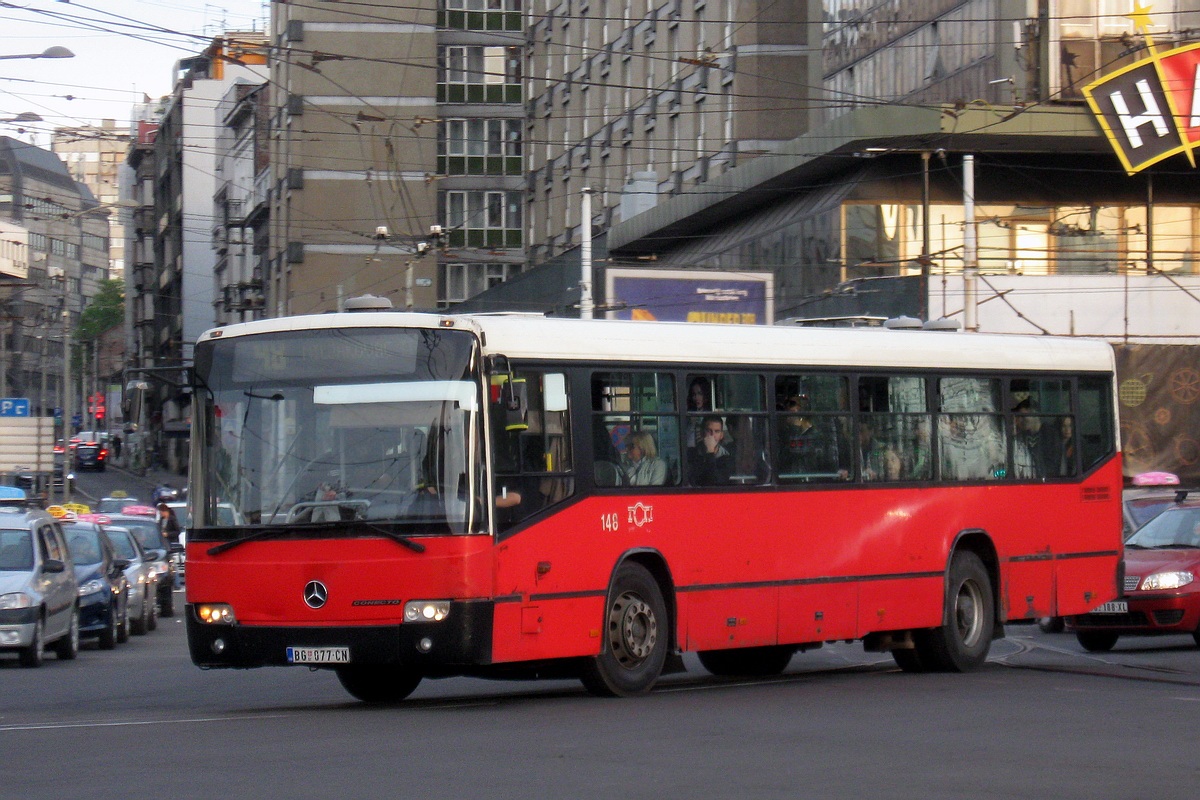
[{"left": 580, "top": 187, "right": 595, "bottom": 320}]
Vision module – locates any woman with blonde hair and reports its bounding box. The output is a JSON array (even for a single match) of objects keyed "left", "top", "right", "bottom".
[{"left": 622, "top": 430, "right": 668, "bottom": 486}]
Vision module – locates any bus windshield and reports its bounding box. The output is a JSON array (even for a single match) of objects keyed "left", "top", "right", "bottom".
[{"left": 192, "top": 326, "right": 485, "bottom": 535}]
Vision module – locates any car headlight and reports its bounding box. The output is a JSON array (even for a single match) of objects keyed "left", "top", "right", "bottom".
[
  {"left": 196, "top": 604, "right": 236, "bottom": 624},
  {"left": 1140, "top": 571, "right": 1195, "bottom": 591},
  {"left": 403, "top": 600, "right": 450, "bottom": 622},
  {"left": 0, "top": 592, "right": 33, "bottom": 610},
  {"left": 78, "top": 578, "right": 106, "bottom": 596}
]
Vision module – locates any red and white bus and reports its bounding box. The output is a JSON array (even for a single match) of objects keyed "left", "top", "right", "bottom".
[{"left": 185, "top": 303, "right": 1122, "bottom": 702}]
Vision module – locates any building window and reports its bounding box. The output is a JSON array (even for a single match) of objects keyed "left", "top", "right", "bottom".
[
  {"left": 439, "top": 261, "right": 523, "bottom": 307},
  {"left": 442, "top": 191, "right": 523, "bottom": 248},
  {"left": 437, "top": 118, "right": 522, "bottom": 175},
  {"left": 438, "top": 46, "right": 523, "bottom": 103}
]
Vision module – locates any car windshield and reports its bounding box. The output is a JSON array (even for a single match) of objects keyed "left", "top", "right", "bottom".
[
  {"left": 1126, "top": 496, "right": 1179, "bottom": 529},
  {"left": 64, "top": 525, "right": 103, "bottom": 565},
  {"left": 0, "top": 529, "right": 34, "bottom": 571},
  {"left": 192, "top": 326, "right": 486, "bottom": 534},
  {"left": 116, "top": 518, "right": 166, "bottom": 550},
  {"left": 1126, "top": 506, "right": 1200, "bottom": 549},
  {"left": 105, "top": 528, "right": 139, "bottom": 560}
]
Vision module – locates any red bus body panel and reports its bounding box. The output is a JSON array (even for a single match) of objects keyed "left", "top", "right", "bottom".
[{"left": 189, "top": 456, "right": 1121, "bottom": 666}]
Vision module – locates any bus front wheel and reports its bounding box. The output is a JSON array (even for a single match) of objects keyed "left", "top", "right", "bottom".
[
  {"left": 915, "top": 551, "right": 994, "bottom": 672},
  {"left": 581, "top": 562, "right": 668, "bottom": 697},
  {"left": 336, "top": 666, "right": 422, "bottom": 703}
]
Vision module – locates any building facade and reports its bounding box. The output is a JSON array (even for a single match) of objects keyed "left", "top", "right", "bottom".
[{"left": 50, "top": 119, "right": 131, "bottom": 279}]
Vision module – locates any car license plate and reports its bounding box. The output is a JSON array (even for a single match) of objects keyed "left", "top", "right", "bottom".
[
  {"left": 1091, "top": 601, "right": 1128, "bottom": 614},
  {"left": 286, "top": 646, "right": 350, "bottom": 664}
]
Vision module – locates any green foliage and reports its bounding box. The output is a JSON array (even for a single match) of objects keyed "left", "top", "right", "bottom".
[{"left": 76, "top": 279, "right": 124, "bottom": 341}]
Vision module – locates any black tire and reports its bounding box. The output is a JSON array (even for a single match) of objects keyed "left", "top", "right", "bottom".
[
  {"left": 580, "top": 562, "right": 669, "bottom": 697},
  {"left": 335, "top": 666, "right": 422, "bottom": 704},
  {"left": 116, "top": 599, "right": 130, "bottom": 644},
  {"left": 53, "top": 610, "right": 79, "bottom": 660},
  {"left": 698, "top": 646, "right": 794, "bottom": 677},
  {"left": 1037, "top": 616, "right": 1065, "bottom": 633},
  {"left": 915, "top": 551, "right": 995, "bottom": 672},
  {"left": 891, "top": 647, "right": 929, "bottom": 673},
  {"left": 1076, "top": 630, "right": 1119, "bottom": 652},
  {"left": 1193, "top": 630, "right": 1200, "bottom": 649},
  {"left": 159, "top": 585, "right": 175, "bottom": 618},
  {"left": 131, "top": 591, "right": 149, "bottom": 636},
  {"left": 19, "top": 617, "right": 45, "bottom": 668},
  {"left": 98, "top": 605, "right": 118, "bottom": 650}
]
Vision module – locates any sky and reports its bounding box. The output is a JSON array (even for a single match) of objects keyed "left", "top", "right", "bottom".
[{"left": 1, "top": 0, "right": 267, "bottom": 140}]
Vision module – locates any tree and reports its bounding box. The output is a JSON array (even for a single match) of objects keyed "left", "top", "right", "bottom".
[{"left": 77, "top": 278, "right": 124, "bottom": 341}]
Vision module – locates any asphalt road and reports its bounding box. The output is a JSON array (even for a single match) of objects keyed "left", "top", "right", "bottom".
[{"left": 5, "top": 467, "right": 1195, "bottom": 800}]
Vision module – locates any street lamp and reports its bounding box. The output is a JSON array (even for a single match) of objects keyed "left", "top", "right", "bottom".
[{"left": 0, "top": 46, "right": 75, "bottom": 61}]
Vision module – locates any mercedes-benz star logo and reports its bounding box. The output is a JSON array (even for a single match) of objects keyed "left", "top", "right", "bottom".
[{"left": 303, "top": 580, "right": 329, "bottom": 609}]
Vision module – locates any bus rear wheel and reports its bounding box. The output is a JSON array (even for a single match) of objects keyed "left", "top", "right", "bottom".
[
  {"left": 335, "top": 666, "right": 422, "bottom": 703},
  {"left": 581, "top": 562, "right": 668, "bottom": 697},
  {"left": 914, "top": 551, "right": 994, "bottom": 672},
  {"left": 698, "top": 646, "right": 794, "bottom": 677}
]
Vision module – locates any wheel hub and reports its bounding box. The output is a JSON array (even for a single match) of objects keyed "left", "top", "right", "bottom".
[{"left": 609, "top": 592, "right": 658, "bottom": 666}]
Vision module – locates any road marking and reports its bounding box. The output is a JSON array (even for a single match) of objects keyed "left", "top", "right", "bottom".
[{"left": 0, "top": 714, "right": 289, "bottom": 733}]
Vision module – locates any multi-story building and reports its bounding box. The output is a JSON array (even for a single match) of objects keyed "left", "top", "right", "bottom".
[
  {"left": 51, "top": 119, "right": 131, "bottom": 279},
  {"left": 124, "top": 34, "right": 268, "bottom": 471},
  {"left": 265, "top": 0, "right": 525, "bottom": 315},
  {"left": 213, "top": 81, "right": 270, "bottom": 326},
  {"left": 0, "top": 136, "right": 109, "bottom": 422}
]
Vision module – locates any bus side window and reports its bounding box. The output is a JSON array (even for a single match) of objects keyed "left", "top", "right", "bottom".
[{"left": 493, "top": 369, "right": 574, "bottom": 530}]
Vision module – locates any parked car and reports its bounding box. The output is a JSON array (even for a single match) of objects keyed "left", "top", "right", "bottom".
[
  {"left": 1066, "top": 500, "right": 1200, "bottom": 651},
  {"left": 62, "top": 520, "right": 129, "bottom": 649},
  {"left": 105, "top": 512, "right": 179, "bottom": 616},
  {"left": 101, "top": 524, "right": 158, "bottom": 635},
  {"left": 74, "top": 440, "right": 109, "bottom": 472},
  {"left": 0, "top": 497, "right": 80, "bottom": 667}
]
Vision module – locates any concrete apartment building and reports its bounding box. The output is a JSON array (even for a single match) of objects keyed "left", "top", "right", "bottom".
[
  {"left": 0, "top": 137, "right": 109, "bottom": 421},
  {"left": 124, "top": 34, "right": 268, "bottom": 470},
  {"left": 266, "top": 1, "right": 525, "bottom": 314},
  {"left": 51, "top": 119, "right": 131, "bottom": 279}
]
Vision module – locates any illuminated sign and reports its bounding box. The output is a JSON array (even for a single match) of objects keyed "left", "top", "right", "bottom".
[{"left": 1084, "top": 4, "right": 1200, "bottom": 174}]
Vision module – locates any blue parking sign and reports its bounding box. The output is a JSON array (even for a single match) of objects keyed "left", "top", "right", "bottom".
[{"left": 0, "top": 398, "right": 31, "bottom": 417}]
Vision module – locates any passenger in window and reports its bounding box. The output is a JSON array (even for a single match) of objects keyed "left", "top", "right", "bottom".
[
  {"left": 621, "top": 430, "right": 668, "bottom": 486},
  {"left": 1056, "top": 417, "right": 1076, "bottom": 476},
  {"left": 940, "top": 415, "right": 1004, "bottom": 480},
  {"left": 779, "top": 395, "right": 846, "bottom": 479},
  {"left": 689, "top": 415, "right": 734, "bottom": 485},
  {"left": 859, "top": 418, "right": 901, "bottom": 481},
  {"left": 687, "top": 377, "right": 713, "bottom": 448}
]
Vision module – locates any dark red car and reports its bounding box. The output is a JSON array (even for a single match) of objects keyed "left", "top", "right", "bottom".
[{"left": 1067, "top": 500, "right": 1200, "bottom": 651}]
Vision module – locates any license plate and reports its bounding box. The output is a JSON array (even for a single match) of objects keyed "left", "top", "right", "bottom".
[
  {"left": 1091, "top": 601, "right": 1128, "bottom": 614},
  {"left": 286, "top": 646, "right": 350, "bottom": 664}
]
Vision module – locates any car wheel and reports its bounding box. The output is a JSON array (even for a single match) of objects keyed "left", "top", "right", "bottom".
[
  {"left": 18, "top": 617, "right": 45, "bottom": 668},
  {"left": 159, "top": 584, "right": 175, "bottom": 618},
  {"left": 335, "top": 666, "right": 422, "bottom": 704},
  {"left": 98, "top": 605, "right": 118, "bottom": 650},
  {"left": 1075, "top": 630, "right": 1119, "bottom": 652},
  {"left": 53, "top": 609, "right": 80, "bottom": 660},
  {"left": 580, "top": 562, "right": 669, "bottom": 697},
  {"left": 147, "top": 592, "right": 159, "bottom": 632},
  {"left": 131, "top": 591, "right": 149, "bottom": 636},
  {"left": 116, "top": 598, "right": 131, "bottom": 644}
]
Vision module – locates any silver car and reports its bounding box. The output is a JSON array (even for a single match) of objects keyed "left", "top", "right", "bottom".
[
  {"left": 0, "top": 499, "right": 81, "bottom": 666},
  {"left": 102, "top": 525, "right": 158, "bottom": 637}
]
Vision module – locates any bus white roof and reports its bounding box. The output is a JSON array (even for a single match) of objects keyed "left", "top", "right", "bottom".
[{"left": 198, "top": 312, "right": 1115, "bottom": 374}]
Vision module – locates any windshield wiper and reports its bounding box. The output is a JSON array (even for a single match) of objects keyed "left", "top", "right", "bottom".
[
  {"left": 207, "top": 527, "right": 290, "bottom": 556},
  {"left": 207, "top": 523, "right": 426, "bottom": 555}
]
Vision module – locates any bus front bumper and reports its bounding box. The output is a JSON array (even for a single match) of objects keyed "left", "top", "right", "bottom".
[{"left": 186, "top": 600, "right": 494, "bottom": 670}]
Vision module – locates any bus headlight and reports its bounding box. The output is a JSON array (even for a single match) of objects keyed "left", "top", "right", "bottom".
[
  {"left": 196, "top": 603, "right": 237, "bottom": 624},
  {"left": 403, "top": 601, "right": 449, "bottom": 622}
]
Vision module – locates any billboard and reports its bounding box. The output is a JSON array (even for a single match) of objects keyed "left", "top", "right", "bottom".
[
  {"left": 604, "top": 268, "right": 773, "bottom": 324},
  {"left": 1083, "top": 13, "right": 1200, "bottom": 174}
]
